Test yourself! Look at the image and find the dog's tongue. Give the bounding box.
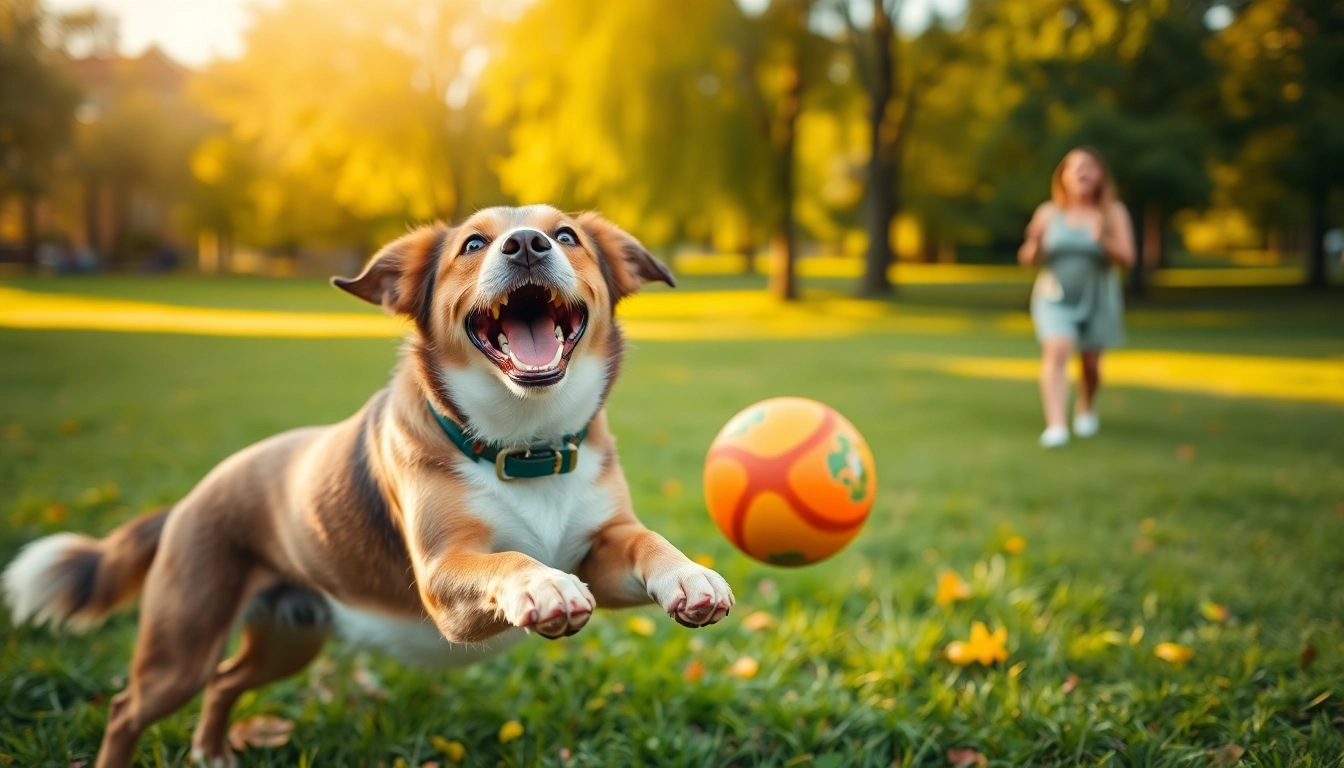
[502,315,560,367]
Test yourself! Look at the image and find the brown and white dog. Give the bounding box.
[3,205,735,768]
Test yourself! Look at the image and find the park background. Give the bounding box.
[1,0,1343,766]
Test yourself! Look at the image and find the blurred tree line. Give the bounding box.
[0,0,1339,293]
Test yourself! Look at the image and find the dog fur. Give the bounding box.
[3,205,734,768]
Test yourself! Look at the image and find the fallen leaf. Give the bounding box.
[498,720,524,744]
[627,615,656,637]
[1002,536,1026,555]
[935,571,972,606]
[947,747,988,767]
[1061,674,1080,694]
[1177,444,1196,461]
[430,736,464,761]
[1199,601,1230,623]
[683,659,705,682]
[742,611,776,631]
[729,657,759,679]
[1154,642,1194,665]
[1210,744,1245,766]
[228,715,294,750]
[1302,644,1318,668]
[692,553,715,568]
[352,664,387,699]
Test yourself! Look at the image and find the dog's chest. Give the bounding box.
[459,448,614,571]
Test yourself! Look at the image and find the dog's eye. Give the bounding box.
[555,228,578,246]
[461,235,487,255]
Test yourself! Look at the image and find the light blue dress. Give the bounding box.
[1030,211,1125,349]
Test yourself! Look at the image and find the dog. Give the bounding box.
[3,205,735,767]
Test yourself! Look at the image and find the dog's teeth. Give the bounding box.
[548,288,558,303]
[554,325,564,342]
[499,294,509,307]
[490,303,500,320]
[497,333,509,353]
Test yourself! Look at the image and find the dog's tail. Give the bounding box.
[3,508,170,632]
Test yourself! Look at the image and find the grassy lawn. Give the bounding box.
[1,277,1342,767]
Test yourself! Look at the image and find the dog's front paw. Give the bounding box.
[647,563,734,628]
[499,568,596,639]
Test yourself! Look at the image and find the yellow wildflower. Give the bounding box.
[1003,536,1027,554]
[627,615,656,637]
[498,720,524,744]
[945,622,1009,666]
[935,571,972,606]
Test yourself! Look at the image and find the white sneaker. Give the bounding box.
[1039,425,1070,448]
[1073,411,1099,437]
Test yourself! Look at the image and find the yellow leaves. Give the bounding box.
[729,657,760,679]
[935,571,972,606]
[498,720,524,744]
[228,715,294,750]
[1154,642,1195,665]
[945,622,1008,666]
[430,736,464,762]
[1200,601,1230,623]
[741,611,776,631]
[626,616,656,637]
[682,660,705,682]
[1002,536,1027,555]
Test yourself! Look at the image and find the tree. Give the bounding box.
[193,0,503,251]
[0,0,80,267]
[832,0,955,296]
[1219,0,1343,288]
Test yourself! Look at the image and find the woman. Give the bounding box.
[1018,148,1136,448]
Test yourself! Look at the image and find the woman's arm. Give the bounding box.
[1101,201,1136,268]
[1018,203,1052,267]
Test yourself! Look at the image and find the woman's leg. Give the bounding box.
[1077,349,1101,414]
[1039,336,1074,430]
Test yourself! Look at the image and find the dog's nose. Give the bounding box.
[500,229,552,268]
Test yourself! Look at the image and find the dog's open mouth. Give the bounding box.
[468,284,588,386]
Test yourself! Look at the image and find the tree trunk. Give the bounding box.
[1306,185,1329,289]
[1128,199,1148,297]
[768,56,802,301]
[1142,204,1163,271]
[739,235,756,276]
[858,0,896,298]
[20,190,39,271]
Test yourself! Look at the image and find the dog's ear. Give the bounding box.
[332,226,448,317]
[576,212,675,305]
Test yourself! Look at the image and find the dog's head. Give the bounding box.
[333,205,672,418]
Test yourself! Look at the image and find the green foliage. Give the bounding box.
[1,277,1342,765]
[0,0,80,196]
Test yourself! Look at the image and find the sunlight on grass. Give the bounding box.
[895,351,1344,404]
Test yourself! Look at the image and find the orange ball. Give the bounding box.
[704,397,876,566]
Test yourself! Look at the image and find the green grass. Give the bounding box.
[2,278,1342,767]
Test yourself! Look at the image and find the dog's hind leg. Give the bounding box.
[191,585,329,767]
[95,527,256,768]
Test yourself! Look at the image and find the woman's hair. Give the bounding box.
[1051,146,1117,207]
